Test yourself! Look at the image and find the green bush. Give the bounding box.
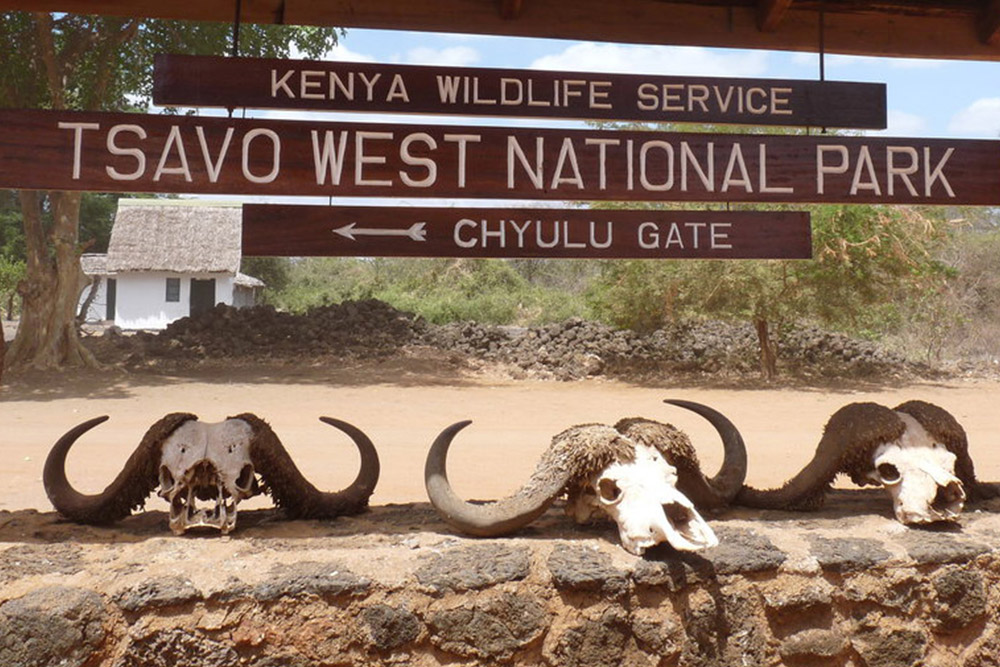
[271,257,591,326]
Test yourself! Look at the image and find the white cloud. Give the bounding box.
[791,52,946,71]
[401,45,480,67]
[529,43,769,77]
[326,43,377,63]
[948,98,1000,138]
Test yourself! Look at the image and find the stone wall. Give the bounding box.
[2,491,999,667]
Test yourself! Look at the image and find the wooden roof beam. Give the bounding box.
[982,0,1000,44]
[758,0,794,32]
[499,0,523,20]
[2,0,1000,61]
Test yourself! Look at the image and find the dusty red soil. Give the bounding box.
[3,349,999,515]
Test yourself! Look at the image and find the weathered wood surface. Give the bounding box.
[1,109,998,205]
[241,205,813,259]
[3,0,1000,60]
[154,54,887,129]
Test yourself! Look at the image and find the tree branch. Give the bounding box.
[32,12,64,109]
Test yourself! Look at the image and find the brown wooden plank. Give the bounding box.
[2,0,1000,61]
[153,54,887,129]
[499,0,523,20]
[241,205,813,259]
[758,0,795,32]
[1,109,998,205]
[982,0,1000,44]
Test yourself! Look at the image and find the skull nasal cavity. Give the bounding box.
[932,481,964,512]
[664,502,691,526]
[598,478,622,503]
[236,464,254,490]
[877,462,901,483]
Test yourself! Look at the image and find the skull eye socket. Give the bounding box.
[159,465,175,490]
[236,464,255,492]
[877,462,901,484]
[598,478,622,505]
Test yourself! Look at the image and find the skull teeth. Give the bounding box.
[166,475,240,534]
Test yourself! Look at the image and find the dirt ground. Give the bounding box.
[3,348,1000,516]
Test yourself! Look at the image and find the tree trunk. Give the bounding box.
[4,191,100,372]
[754,316,777,381]
[0,318,5,385]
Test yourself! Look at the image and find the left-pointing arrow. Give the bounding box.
[333,222,427,242]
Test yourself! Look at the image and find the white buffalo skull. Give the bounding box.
[157,419,258,535]
[568,443,719,555]
[867,412,966,524]
[44,413,381,533]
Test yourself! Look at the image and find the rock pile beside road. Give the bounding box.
[92,299,918,380]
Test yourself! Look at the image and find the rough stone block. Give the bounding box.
[113,628,241,667]
[851,627,928,667]
[899,531,989,565]
[415,544,531,593]
[547,607,629,667]
[808,537,892,572]
[547,544,629,597]
[363,603,422,651]
[779,628,848,660]
[253,561,370,600]
[0,585,106,667]
[0,544,84,584]
[114,575,201,612]
[931,566,987,633]
[428,592,547,660]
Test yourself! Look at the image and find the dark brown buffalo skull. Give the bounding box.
[44,413,380,534]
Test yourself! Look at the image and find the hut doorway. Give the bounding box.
[190,278,216,317]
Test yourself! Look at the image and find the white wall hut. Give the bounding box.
[82,199,264,330]
[78,253,112,322]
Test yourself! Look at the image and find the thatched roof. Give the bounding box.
[235,272,265,288]
[106,200,245,274]
[80,253,108,276]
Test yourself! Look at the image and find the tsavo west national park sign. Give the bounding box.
[153,54,887,129]
[241,206,812,259]
[1,109,997,205]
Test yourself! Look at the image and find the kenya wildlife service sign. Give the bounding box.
[153,54,887,129]
[1,109,997,205]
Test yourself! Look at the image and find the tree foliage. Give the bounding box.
[0,12,339,374]
[272,257,592,325]
[587,204,956,378]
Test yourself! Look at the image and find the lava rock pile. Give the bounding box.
[93,298,916,380]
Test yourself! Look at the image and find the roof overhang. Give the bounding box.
[3,0,1000,61]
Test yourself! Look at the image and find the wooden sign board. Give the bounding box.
[154,54,887,130]
[2,109,998,205]
[241,205,812,259]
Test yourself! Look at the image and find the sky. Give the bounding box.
[326,28,1000,140]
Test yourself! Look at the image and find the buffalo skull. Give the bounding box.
[735,399,994,523]
[866,412,966,524]
[44,413,380,533]
[424,400,746,555]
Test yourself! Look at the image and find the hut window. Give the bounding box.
[165,277,180,302]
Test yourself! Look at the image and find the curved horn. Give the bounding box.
[735,402,904,510]
[44,413,195,524]
[241,414,380,519]
[424,421,571,537]
[662,399,747,507]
